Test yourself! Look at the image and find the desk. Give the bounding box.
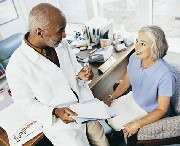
[0,128,44,146]
[77,45,134,100]
[0,45,134,145]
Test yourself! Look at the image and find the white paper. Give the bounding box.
[70,98,117,124]
[0,104,43,146]
[107,92,148,131]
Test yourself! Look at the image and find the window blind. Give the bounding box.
[58,0,88,24]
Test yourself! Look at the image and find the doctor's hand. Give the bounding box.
[78,65,94,81]
[54,107,78,124]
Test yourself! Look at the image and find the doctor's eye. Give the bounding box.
[56,31,62,35]
[57,28,65,35]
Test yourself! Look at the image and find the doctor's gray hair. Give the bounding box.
[139,25,168,60]
[28,3,63,32]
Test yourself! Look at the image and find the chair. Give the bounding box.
[113,51,180,146]
[0,33,24,69]
[0,33,24,91]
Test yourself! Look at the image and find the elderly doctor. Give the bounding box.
[6,3,109,146]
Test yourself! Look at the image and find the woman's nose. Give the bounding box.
[135,45,138,50]
[135,43,139,51]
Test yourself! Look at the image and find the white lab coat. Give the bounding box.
[6,39,94,146]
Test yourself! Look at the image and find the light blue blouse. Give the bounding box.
[127,53,176,113]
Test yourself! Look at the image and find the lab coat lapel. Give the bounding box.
[34,55,78,106]
[21,41,78,106]
[56,41,80,96]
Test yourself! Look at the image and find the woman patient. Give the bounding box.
[104,25,176,138]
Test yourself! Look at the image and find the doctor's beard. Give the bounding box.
[48,37,61,48]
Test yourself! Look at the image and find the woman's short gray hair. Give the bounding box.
[28,3,61,32]
[139,25,168,59]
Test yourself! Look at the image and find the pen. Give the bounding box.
[89,48,97,54]
[84,62,89,67]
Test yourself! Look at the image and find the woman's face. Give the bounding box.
[135,32,153,59]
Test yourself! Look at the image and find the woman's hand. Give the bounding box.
[78,66,94,81]
[54,107,77,124]
[123,121,141,138]
[103,96,113,106]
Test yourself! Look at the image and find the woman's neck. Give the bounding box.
[141,58,157,69]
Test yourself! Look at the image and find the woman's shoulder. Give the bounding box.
[159,59,174,72]
[158,59,176,79]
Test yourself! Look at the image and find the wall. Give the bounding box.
[168,38,180,53]
[0,0,179,53]
[0,0,27,40]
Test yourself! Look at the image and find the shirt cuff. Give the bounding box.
[77,78,91,87]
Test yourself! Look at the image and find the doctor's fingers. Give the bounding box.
[64,108,78,116]
[62,118,76,124]
[85,71,94,80]
[60,111,76,123]
[83,66,92,71]
[63,116,76,124]
[56,107,77,119]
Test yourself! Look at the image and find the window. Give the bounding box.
[153,0,180,39]
[97,0,149,33]
[97,0,180,52]
[57,0,96,35]
[98,0,180,37]
[58,0,89,24]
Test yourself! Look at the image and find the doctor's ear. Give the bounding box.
[36,28,43,38]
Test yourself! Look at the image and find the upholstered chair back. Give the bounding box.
[164,51,180,116]
[0,33,23,69]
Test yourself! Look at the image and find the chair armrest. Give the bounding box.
[137,116,180,140]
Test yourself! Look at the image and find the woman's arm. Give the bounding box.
[104,72,131,106]
[123,95,170,138]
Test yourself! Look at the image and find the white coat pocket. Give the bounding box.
[31,81,53,104]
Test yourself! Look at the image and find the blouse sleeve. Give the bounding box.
[158,71,176,97]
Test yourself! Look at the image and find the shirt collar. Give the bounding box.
[55,39,65,51]
[58,42,63,48]
[144,59,162,71]
[133,53,162,70]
